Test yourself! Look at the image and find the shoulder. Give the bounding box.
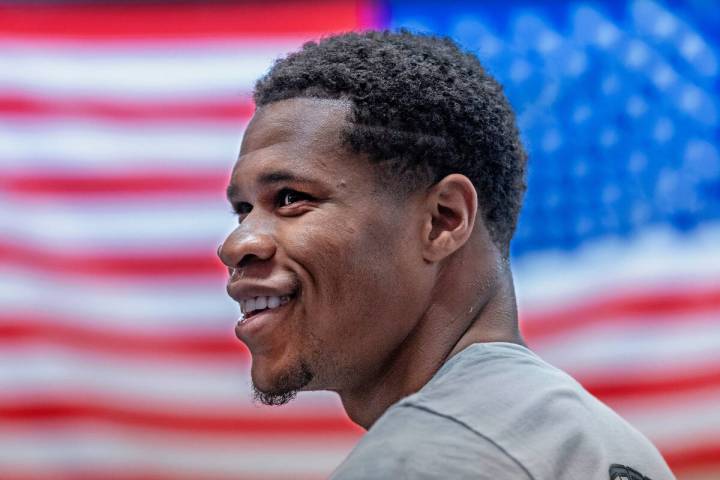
[330,403,532,480]
[401,343,674,480]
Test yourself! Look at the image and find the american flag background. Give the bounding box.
[0,1,718,479]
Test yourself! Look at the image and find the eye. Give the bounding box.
[277,188,311,207]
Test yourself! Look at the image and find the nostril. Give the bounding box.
[238,254,260,269]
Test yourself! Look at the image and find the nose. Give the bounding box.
[217,227,277,272]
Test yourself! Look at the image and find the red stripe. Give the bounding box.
[0,241,224,277]
[664,442,720,473]
[1,171,229,196]
[0,398,362,436]
[0,398,717,474]
[0,472,327,480]
[583,365,720,402]
[521,286,720,340]
[0,471,326,480]
[0,449,715,480]
[0,315,245,360]
[0,93,254,122]
[1,315,719,401]
[0,2,368,38]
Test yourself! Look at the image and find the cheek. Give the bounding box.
[292,214,379,299]
[291,211,416,334]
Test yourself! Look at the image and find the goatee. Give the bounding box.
[252,361,314,406]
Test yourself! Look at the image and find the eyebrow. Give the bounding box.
[225,170,317,201]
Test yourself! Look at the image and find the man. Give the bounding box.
[218,30,673,479]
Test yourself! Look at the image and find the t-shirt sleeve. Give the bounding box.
[330,404,532,480]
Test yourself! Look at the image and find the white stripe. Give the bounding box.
[617,386,720,449]
[0,119,244,169]
[513,223,720,309]
[1,224,718,331]
[0,424,355,476]
[0,268,235,330]
[0,344,343,413]
[530,310,720,376]
[0,38,304,99]
[0,196,234,251]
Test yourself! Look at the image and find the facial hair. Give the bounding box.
[252,360,314,406]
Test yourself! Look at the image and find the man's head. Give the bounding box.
[254,30,527,254]
[219,30,527,409]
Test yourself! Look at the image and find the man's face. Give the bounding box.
[221,98,431,404]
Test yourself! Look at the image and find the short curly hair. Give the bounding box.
[254,30,527,256]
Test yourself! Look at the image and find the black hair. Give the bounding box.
[254,30,527,256]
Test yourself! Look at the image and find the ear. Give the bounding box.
[421,174,478,263]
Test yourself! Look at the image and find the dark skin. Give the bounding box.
[218,97,523,429]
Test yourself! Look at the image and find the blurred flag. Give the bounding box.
[389,1,720,478]
[0,2,376,479]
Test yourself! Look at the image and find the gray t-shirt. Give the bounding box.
[331,342,674,479]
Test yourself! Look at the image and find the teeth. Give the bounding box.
[245,298,256,313]
[240,295,292,315]
[255,296,267,310]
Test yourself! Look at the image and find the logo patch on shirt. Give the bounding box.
[609,464,652,480]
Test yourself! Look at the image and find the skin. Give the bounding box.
[218,97,523,429]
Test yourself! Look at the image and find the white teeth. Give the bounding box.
[244,298,256,313]
[255,296,268,310]
[240,295,292,315]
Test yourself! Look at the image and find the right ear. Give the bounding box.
[420,174,478,263]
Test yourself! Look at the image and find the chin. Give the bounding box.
[250,356,314,406]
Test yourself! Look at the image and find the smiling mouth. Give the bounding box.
[239,293,296,322]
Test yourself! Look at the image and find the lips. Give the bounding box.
[226,275,300,342]
[234,293,298,348]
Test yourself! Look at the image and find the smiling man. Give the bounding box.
[218,31,673,479]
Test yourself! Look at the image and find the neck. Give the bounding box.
[337,249,522,429]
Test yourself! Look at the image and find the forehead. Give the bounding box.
[241,97,351,156]
[231,98,357,186]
